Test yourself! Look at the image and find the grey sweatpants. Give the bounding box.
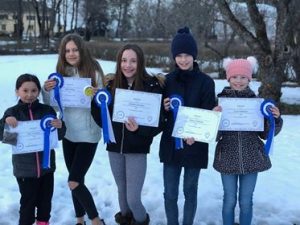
[108,151,147,222]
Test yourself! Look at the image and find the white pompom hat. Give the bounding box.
[223,56,258,81]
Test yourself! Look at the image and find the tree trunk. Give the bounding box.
[17,0,23,40]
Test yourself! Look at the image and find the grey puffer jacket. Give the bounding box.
[213,87,283,174]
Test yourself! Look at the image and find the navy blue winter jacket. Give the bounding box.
[159,62,216,168]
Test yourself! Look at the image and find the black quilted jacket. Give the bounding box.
[91,75,164,154]
[0,99,66,178]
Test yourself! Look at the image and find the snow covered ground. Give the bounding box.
[0,54,299,225]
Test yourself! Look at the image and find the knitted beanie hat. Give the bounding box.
[223,56,258,81]
[171,27,198,59]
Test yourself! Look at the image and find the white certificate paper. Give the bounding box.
[50,77,92,108]
[8,120,58,154]
[172,106,221,143]
[112,88,162,127]
[218,97,264,131]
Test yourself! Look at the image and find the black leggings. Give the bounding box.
[62,138,99,220]
[17,172,54,225]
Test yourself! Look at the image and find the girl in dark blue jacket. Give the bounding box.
[0,74,66,225]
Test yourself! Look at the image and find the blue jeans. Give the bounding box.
[221,173,258,225]
[163,164,200,225]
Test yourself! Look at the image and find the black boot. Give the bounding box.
[130,214,150,225]
[115,211,133,225]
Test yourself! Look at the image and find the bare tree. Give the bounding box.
[70,0,79,30]
[286,0,300,84]
[109,0,133,40]
[216,0,294,103]
[16,0,24,40]
[62,0,68,33]
[82,0,108,40]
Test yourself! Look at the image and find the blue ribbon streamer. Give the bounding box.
[170,95,184,150]
[260,99,275,155]
[40,115,56,169]
[94,89,115,144]
[48,73,64,119]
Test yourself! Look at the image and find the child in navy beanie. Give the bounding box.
[171,26,198,59]
[159,26,216,225]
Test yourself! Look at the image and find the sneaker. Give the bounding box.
[36,222,49,225]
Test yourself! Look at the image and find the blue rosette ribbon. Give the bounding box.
[94,89,116,144]
[40,115,56,169]
[170,95,184,150]
[260,99,275,155]
[48,73,64,119]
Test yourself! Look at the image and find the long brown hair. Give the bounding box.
[56,33,104,87]
[112,44,151,93]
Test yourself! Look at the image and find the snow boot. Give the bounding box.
[130,214,150,225]
[115,211,133,225]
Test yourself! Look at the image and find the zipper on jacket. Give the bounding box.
[237,132,244,174]
[28,104,41,178]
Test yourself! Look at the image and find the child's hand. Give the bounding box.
[213,106,222,112]
[51,119,62,128]
[270,106,280,118]
[163,97,171,111]
[92,87,99,96]
[44,79,57,91]
[125,117,139,132]
[184,137,195,146]
[5,116,18,128]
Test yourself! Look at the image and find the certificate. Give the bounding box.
[218,97,264,131]
[112,88,162,127]
[7,120,58,154]
[50,77,92,108]
[172,106,221,143]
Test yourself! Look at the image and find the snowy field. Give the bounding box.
[0,54,299,225]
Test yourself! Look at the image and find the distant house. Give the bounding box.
[0,0,57,38]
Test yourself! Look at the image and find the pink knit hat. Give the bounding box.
[223,56,258,81]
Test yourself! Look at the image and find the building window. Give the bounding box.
[1,24,6,31]
[28,25,34,30]
[0,15,9,20]
[26,15,35,20]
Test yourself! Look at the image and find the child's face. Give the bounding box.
[121,49,137,84]
[175,53,193,70]
[65,40,80,67]
[229,75,250,91]
[16,81,40,103]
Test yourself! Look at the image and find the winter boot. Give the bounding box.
[36,222,49,225]
[115,211,133,225]
[75,222,86,225]
[130,214,150,225]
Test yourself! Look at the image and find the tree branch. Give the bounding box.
[216,0,267,56]
[246,0,271,53]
